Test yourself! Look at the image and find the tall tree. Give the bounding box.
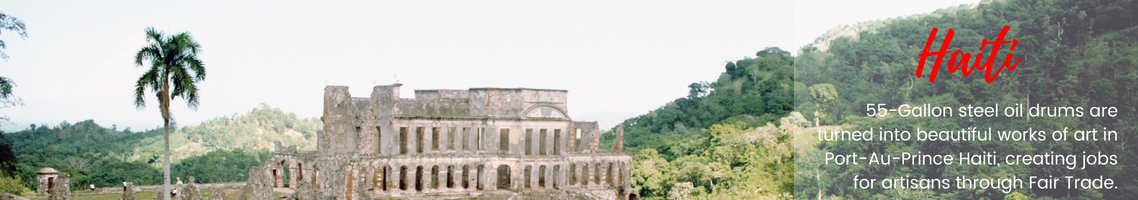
[0,12,28,119]
[133,27,205,200]
[0,12,27,177]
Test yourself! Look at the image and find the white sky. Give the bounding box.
[0,0,978,132]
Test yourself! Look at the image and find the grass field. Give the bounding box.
[26,188,285,200]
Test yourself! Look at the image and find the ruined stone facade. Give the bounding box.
[267,84,633,199]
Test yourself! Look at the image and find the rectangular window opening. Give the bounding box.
[539,129,547,156]
[432,127,441,151]
[553,129,561,155]
[499,128,510,152]
[448,127,456,150]
[417,127,425,153]
[525,129,533,155]
[400,127,408,154]
[575,129,582,151]
[462,127,470,151]
[477,128,485,150]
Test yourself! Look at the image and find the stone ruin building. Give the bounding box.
[267,84,634,199]
[36,167,60,196]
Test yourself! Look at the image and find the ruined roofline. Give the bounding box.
[393,115,574,121]
[326,84,568,98]
[466,87,567,92]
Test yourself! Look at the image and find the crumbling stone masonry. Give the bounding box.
[48,173,70,200]
[178,177,203,200]
[267,84,633,199]
[236,166,273,200]
[121,182,136,200]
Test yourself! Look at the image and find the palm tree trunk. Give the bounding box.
[161,74,171,200]
[163,117,170,200]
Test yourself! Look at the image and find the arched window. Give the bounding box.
[446,165,455,188]
[524,165,532,189]
[476,165,485,190]
[552,165,561,189]
[569,163,577,185]
[538,165,547,188]
[462,165,470,189]
[399,166,408,190]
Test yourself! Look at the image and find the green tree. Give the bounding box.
[0,11,27,185]
[133,27,206,200]
[808,83,837,126]
[0,11,27,61]
[0,11,28,119]
[631,148,674,199]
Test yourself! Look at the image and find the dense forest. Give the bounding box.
[794,0,1137,199]
[0,104,318,194]
[604,47,799,199]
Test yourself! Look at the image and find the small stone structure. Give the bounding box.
[48,173,70,200]
[36,167,59,196]
[266,84,633,199]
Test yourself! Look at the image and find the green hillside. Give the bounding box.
[0,103,319,191]
[794,0,1138,199]
[607,47,798,199]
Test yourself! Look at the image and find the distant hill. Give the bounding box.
[1,103,319,189]
[5,103,317,165]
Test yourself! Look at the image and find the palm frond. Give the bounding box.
[134,69,159,109]
[135,27,206,110]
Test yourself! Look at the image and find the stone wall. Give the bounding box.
[266,84,632,200]
[68,182,246,196]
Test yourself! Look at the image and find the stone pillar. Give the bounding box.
[442,166,452,190]
[485,166,495,191]
[544,165,553,190]
[273,162,283,188]
[600,163,608,187]
[423,166,433,192]
[288,160,299,190]
[466,164,476,191]
[583,163,591,187]
[388,166,399,192]
[614,124,624,152]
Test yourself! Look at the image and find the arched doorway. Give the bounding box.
[496,165,511,189]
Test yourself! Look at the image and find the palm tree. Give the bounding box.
[133,27,205,200]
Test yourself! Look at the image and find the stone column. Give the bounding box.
[482,166,492,191]
[466,164,476,191]
[543,165,552,190]
[288,160,299,190]
[614,125,624,152]
[388,166,398,192]
[424,166,433,192]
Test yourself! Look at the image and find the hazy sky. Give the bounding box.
[0,0,978,132]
